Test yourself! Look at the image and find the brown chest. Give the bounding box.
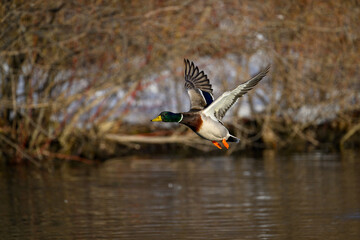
[180,113,203,132]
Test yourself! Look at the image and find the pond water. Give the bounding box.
[0,151,360,239]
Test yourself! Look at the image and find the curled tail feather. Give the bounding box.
[227,135,239,143]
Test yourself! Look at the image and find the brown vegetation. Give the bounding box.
[0,1,359,165]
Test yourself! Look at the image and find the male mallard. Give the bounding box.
[152,59,270,149]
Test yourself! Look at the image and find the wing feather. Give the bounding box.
[184,59,214,110]
[203,64,270,120]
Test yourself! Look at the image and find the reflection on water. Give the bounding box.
[0,151,360,239]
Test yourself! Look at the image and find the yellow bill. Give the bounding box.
[151,115,162,122]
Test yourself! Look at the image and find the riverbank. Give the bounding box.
[1,112,359,166]
[60,117,360,161]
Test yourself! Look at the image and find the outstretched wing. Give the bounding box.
[203,64,270,120]
[184,59,214,111]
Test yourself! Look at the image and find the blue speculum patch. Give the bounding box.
[202,91,213,107]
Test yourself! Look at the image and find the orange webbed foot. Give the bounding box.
[212,141,222,149]
[222,138,229,149]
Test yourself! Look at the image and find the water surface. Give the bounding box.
[1,151,360,239]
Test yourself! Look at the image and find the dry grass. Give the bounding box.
[0,0,359,164]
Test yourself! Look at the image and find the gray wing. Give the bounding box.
[184,59,214,111]
[203,64,270,120]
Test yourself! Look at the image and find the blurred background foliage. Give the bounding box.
[0,0,359,165]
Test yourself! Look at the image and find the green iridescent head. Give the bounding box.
[151,111,183,122]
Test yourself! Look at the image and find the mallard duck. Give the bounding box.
[152,59,270,149]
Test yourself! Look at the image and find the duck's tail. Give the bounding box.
[227,135,240,143]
